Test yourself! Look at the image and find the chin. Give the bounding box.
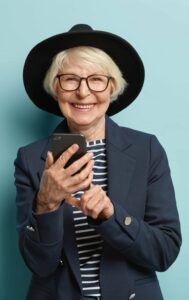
[72,117,94,126]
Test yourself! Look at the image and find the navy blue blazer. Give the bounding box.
[14,116,181,300]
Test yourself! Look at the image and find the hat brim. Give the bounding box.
[23,29,145,116]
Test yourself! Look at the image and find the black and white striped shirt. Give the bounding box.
[72,139,107,297]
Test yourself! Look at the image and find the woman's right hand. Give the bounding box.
[36,144,94,214]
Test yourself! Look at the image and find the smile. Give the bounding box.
[72,103,95,110]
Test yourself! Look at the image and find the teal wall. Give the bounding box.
[1,1,188,299]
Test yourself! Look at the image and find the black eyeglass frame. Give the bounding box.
[56,74,113,92]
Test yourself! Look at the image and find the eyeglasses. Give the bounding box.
[56,74,113,92]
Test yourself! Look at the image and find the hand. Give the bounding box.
[36,144,94,213]
[66,184,114,220]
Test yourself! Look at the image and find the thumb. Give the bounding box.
[90,183,94,189]
[45,151,54,169]
[65,195,81,208]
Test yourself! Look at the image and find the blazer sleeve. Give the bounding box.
[14,147,64,277]
[88,135,182,272]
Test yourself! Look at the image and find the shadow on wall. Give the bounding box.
[1,101,62,300]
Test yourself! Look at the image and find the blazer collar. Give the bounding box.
[105,115,132,150]
[105,116,136,207]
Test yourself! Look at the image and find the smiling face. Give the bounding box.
[55,60,112,135]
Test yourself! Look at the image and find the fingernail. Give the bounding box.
[72,144,79,150]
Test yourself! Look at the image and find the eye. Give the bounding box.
[90,75,105,82]
[63,75,79,82]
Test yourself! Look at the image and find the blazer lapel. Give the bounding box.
[105,116,136,208]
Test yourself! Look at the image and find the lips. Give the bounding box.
[72,103,95,110]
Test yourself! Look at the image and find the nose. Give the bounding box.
[77,78,91,98]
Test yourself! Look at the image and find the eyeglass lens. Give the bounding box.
[58,74,111,92]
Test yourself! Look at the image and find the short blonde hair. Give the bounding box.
[43,46,128,102]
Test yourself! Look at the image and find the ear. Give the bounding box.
[53,94,58,102]
[53,81,59,101]
[109,80,115,96]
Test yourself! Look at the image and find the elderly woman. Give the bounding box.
[14,24,181,300]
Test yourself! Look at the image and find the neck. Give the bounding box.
[67,117,106,142]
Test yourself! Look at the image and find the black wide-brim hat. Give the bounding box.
[23,24,145,116]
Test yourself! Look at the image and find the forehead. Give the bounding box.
[61,60,107,75]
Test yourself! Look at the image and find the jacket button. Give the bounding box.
[129,293,136,299]
[60,259,64,266]
[124,216,132,226]
[26,225,35,232]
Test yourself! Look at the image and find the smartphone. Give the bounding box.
[49,133,87,168]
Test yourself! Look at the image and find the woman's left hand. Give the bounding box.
[65,184,114,220]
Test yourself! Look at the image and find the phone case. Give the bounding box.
[49,133,87,167]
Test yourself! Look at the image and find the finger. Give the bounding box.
[90,199,105,219]
[65,194,81,208]
[54,144,80,168]
[81,184,101,198]
[66,151,93,176]
[80,185,103,214]
[67,171,94,194]
[82,186,103,207]
[82,191,106,219]
[60,158,93,191]
[66,159,94,187]
[45,151,54,169]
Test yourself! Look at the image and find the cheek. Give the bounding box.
[56,91,71,105]
[56,94,70,114]
[102,91,112,106]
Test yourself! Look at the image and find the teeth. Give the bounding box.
[73,104,94,109]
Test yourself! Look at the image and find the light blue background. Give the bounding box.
[0,1,188,299]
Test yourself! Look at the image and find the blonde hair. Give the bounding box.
[43,46,128,102]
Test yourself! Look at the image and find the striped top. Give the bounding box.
[72,139,107,297]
